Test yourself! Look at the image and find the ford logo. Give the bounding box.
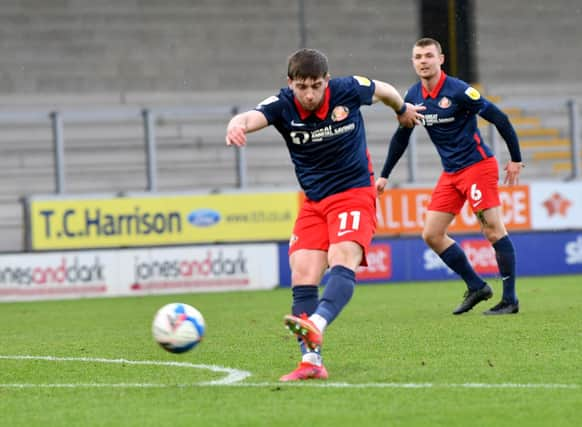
[187,209,221,227]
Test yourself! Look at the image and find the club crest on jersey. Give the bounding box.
[438,97,451,108]
[464,87,481,100]
[331,105,349,122]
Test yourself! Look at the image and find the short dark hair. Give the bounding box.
[287,48,329,80]
[414,37,443,54]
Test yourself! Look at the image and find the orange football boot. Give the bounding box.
[279,362,328,382]
[283,313,323,350]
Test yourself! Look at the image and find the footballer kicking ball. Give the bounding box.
[152,303,206,353]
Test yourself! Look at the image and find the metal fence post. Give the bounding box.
[567,99,580,180]
[231,106,248,188]
[236,146,247,189]
[142,108,158,191]
[407,129,417,183]
[50,111,65,194]
[298,0,307,49]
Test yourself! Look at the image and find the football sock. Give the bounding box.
[314,265,355,326]
[292,285,319,317]
[309,313,327,333]
[302,351,323,366]
[292,285,319,356]
[493,235,518,303]
[439,243,486,291]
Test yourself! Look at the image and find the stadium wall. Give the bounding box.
[0,1,580,94]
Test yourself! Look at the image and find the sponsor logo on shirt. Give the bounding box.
[310,123,355,142]
[420,114,455,127]
[289,123,355,144]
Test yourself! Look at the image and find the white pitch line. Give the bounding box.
[223,382,580,389]
[1,383,176,388]
[0,355,251,385]
[0,355,579,390]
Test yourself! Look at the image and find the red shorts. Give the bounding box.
[289,186,377,266]
[429,157,500,214]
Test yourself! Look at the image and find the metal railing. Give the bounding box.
[0,105,242,193]
[492,98,581,181]
[0,99,579,195]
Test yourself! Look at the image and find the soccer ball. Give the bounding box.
[152,303,206,353]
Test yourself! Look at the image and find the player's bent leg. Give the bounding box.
[483,236,520,315]
[479,208,519,314]
[289,249,328,285]
[422,211,456,254]
[288,250,327,352]
[279,362,329,382]
[451,208,494,315]
[290,285,320,358]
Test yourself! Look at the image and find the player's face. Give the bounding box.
[288,75,329,111]
[412,44,444,80]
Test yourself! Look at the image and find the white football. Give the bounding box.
[152,303,206,353]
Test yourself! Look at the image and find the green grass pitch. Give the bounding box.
[1,275,581,427]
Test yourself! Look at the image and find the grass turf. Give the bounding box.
[1,275,581,427]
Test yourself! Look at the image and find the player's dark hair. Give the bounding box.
[414,37,443,54]
[287,48,329,80]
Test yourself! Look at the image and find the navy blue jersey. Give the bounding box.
[405,72,493,172]
[255,76,376,201]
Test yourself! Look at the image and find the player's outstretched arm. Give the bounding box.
[226,110,269,147]
[376,126,414,196]
[371,80,424,127]
[479,102,524,186]
[479,103,523,161]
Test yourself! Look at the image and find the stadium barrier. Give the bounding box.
[0,243,279,303]
[277,230,582,286]
[3,180,580,302]
[2,230,581,303]
[23,181,582,251]
[24,190,299,251]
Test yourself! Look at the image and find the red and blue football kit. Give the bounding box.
[255,76,378,263]
[380,72,522,214]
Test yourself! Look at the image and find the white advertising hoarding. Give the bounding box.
[125,245,279,296]
[529,182,582,230]
[0,244,279,302]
